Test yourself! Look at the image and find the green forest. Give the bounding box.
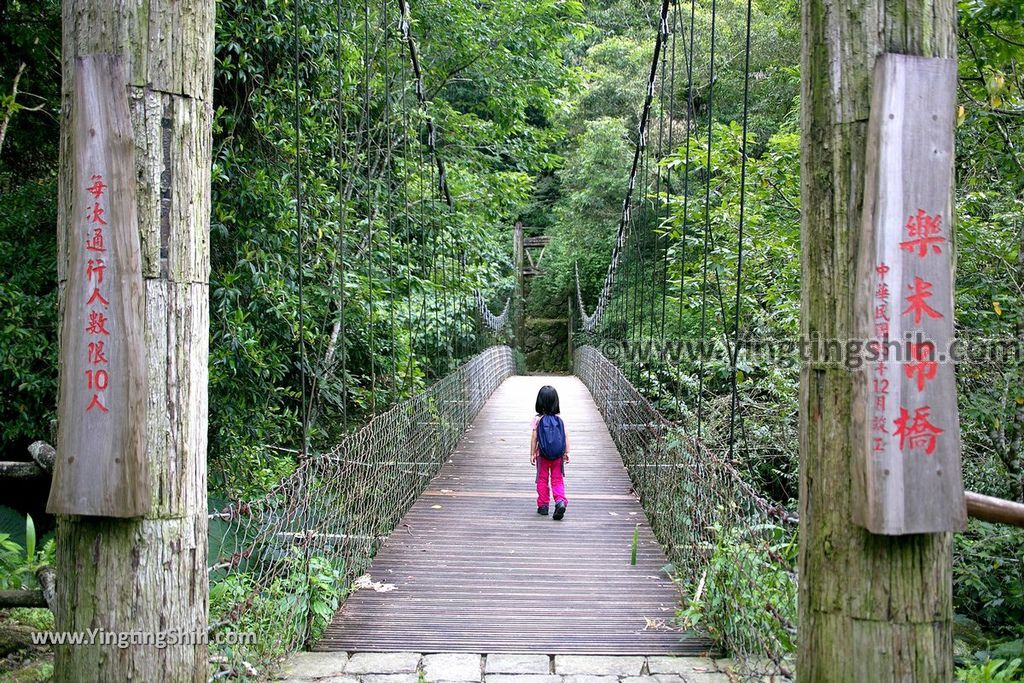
[1,0,1023,679]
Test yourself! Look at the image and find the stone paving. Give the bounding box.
[276,652,745,683]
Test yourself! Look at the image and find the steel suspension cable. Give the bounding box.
[727,0,754,459]
[294,0,309,456]
[577,0,671,333]
[674,0,697,421]
[363,0,377,412]
[335,0,350,428]
[658,5,675,347]
[402,34,416,393]
[696,0,717,440]
[383,0,398,401]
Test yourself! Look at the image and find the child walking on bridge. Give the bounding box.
[531,385,570,520]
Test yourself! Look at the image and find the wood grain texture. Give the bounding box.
[60,0,214,100]
[317,376,712,655]
[852,53,965,535]
[965,491,1024,527]
[799,0,957,678]
[49,55,149,517]
[53,0,213,679]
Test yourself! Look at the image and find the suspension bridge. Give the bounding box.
[200,0,798,676]
[316,374,710,655]
[30,0,1024,679]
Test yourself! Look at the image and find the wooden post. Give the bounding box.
[54,0,214,680]
[567,295,573,370]
[514,222,525,350]
[799,0,957,678]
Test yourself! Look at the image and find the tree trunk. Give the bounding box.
[55,1,213,680]
[799,0,957,679]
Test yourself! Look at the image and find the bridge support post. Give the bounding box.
[53,0,214,680]
[799,0,957,679]
[514,221,525,351]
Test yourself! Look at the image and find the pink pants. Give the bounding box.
[536,457,567,507]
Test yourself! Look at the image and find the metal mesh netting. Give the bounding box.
[207,346,515,680]
[575,345,796,680]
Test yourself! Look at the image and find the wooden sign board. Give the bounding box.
[47,55,150,517]
[852,53,966,535]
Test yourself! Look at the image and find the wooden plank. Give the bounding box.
[317,376,705,655]
[48,54,149,517]
[852,53,965,535]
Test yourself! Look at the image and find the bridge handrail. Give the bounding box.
[207,345,515,679]
[575,344,796,679]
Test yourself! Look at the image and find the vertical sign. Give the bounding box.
[852,54,966,534]
[48,55,149,517]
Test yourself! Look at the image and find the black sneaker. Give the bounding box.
[553,501,566,520]
[537,505,549,515]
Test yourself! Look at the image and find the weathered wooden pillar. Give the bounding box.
[53,0,214,680]
[514,221,525,350]
[799,0,957,679]
[567,295,573,370]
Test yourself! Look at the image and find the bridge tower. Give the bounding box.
[799,0,957,678]
[52,0,214,680]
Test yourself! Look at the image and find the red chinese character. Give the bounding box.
[904,342,938,391]
[87,202,107,225]
[86,287,109,307]
[871,415,889,433]
[873,437,885,452]
[86,311,110,336]
[900,209,945,257]
[875,362,887,377]
[87,259,105,283]
[85,228,106,252]
[88,341,109,364]
[874,395,886,412]
[876,282,890,300]
[902,277,944,324]
[874,304,889,321]
[893,405,943,455]
[875,322,890,338]
[85,394,109,413]
[876,262,890,279]
[86,175,108,199]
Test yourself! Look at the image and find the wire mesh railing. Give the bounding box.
[575,344,796,680]
[207,345,515,680]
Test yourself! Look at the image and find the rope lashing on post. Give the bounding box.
[576,0,672,333]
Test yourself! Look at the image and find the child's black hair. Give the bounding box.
[535,385,560,415]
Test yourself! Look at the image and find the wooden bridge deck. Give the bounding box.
[316,375,712,655]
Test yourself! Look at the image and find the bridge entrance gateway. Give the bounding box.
[38,0,1024,677]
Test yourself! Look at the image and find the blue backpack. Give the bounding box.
[536,414,566,461]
